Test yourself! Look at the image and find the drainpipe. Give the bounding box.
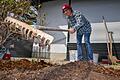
[66,0,72,61]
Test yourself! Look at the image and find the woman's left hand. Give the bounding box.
[68,28,75,34]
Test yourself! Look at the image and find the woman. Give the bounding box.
[62,4,93,62]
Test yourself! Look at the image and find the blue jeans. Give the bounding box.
[77,33,93,61]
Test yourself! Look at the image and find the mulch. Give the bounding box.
[0,59,120,80]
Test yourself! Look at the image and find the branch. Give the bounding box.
[0,33,13,46]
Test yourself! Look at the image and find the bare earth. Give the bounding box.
[0,59,120,80]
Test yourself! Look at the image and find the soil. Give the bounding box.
[0,59,120,80]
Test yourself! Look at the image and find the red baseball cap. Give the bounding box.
[62,4,71,10]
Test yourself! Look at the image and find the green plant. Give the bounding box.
[0,0,30,21]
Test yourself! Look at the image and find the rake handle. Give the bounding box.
[39,27,69,32]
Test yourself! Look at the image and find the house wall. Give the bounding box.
[10,0,120,60]
[40,0,120,44]
[39,0,120,61]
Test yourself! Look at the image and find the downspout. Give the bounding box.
[66,0,72,61]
